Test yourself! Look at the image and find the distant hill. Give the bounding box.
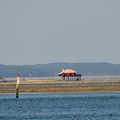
[0,62,120,77]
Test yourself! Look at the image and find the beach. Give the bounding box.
[0,79,120,93]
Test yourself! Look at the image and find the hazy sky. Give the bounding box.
[0,0,120,65]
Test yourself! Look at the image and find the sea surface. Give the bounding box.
[0,93,120,120]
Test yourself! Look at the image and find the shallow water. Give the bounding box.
[0,93,120,120]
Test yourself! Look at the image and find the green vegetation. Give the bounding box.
[0,62,120,77]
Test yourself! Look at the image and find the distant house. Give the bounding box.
[58,69,82,80]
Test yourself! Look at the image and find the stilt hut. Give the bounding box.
[58,69,82,80]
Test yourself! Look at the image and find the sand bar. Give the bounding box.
[0,79,120,93]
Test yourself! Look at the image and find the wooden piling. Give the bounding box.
[16,74,20,98]
[16,86,19,98]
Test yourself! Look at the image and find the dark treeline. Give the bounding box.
[0,62,120,77]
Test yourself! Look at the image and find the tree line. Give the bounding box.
[0,62,120,77]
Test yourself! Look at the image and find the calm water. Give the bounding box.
[0,93,120,120]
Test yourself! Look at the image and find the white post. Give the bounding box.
[16,74,20,98]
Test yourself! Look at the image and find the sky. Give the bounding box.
[0,0,120,65]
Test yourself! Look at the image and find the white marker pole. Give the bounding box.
[16,74,20,98]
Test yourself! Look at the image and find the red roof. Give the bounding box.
[59,69,77,76]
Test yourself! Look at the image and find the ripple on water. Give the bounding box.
[0,93,120,120]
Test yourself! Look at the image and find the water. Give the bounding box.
[0,93,120,120]
[4,75,120,82]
